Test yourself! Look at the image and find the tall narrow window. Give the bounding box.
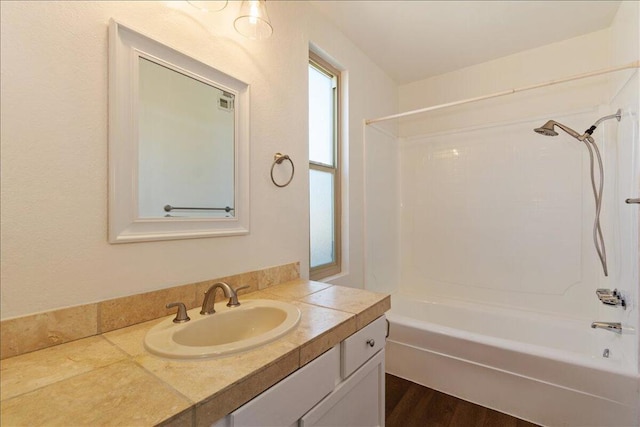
[309,52,341,280]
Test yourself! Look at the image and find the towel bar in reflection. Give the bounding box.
[164,205,234,212]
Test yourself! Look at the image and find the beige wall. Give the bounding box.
[0,1,398,319]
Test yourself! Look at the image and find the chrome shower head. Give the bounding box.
[534,121,558,136]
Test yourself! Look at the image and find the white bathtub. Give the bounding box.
[386,294,639,426]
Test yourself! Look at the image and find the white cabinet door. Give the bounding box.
[300,349,385,427]
[229,346,340,427]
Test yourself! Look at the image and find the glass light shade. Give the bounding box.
[234,0,273,40]
[186,1,228,12]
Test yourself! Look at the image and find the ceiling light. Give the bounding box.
[234,0,273,40]
[186,1,228,12]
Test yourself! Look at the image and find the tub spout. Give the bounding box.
[590,321,622,334]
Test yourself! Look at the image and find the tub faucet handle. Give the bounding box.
[596,288,626,309]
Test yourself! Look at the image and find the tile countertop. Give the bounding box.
[0,280,390,427]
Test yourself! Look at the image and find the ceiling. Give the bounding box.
[308,1,622,84]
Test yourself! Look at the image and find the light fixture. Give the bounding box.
[186,1,228,12]
[234,0,273,40]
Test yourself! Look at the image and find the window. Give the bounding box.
[309,52,341,280]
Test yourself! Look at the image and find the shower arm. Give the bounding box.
[580,109,622,138]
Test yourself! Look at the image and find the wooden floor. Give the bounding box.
[386,374,540,427]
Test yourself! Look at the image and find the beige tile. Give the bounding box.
[240,289,287,301]
[103,318,161,357]
[223,296,356,365]
[0,264,301,359]
[99,284,195,333]
[300,316,357,365]
[158,407,195,427]
[0,265,387,427]
[257,262,301,290]
[1,360,192,427]
[279,261,301,283]
[195,350,300,427]
[134,339,299,403]
[298,318,357,365]
[0,335,127,401]
[280,302,354,346]
[233,295,356,350]
[227,270,261,295]
[356,295,391,329]
[263,279,333,300]
[300,285,388,320]
[0,303,98,359]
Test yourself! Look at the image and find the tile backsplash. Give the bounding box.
[0,262,300,359]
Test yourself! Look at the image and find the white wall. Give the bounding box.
[306,12,399,289]
[608,0,640,373]
[0,1,397,319]
[387,10,639,323]
[398,29,612,138]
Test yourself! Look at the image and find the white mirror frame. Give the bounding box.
[108,20,250,243]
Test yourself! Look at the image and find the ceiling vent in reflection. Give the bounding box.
[218,92,235,111]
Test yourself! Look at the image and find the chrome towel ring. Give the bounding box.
[270,153,295,187]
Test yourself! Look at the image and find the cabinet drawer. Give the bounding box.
[341,315,386,378]
[230,345,340,427]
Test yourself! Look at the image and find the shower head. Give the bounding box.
[535,109,623,140]
[534,121,558,136]
[533,120,581,139]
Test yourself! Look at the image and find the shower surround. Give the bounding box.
[364,19,639,426]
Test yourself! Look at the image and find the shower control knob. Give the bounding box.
[366,339,375,347]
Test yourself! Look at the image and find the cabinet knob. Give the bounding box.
[366,339,375,347]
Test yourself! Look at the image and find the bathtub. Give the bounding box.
[386,293,639,426]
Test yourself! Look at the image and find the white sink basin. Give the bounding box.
[144,299,301,359]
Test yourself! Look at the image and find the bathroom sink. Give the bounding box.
[144,299,301,359]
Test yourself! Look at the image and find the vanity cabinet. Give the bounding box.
[213,315,387,427]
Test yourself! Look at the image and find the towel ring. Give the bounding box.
[270,153,295,187]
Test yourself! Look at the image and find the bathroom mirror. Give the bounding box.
[108,20,250,243]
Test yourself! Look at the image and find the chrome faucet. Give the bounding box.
[591,321,622,334]
[200,282,250,315]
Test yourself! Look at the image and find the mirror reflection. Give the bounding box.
[109,20,250,243]
[137,57,235,218]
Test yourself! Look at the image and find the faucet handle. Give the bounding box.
[596,288,626,309]
[166,302,191,323]
[227,285,250,307]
